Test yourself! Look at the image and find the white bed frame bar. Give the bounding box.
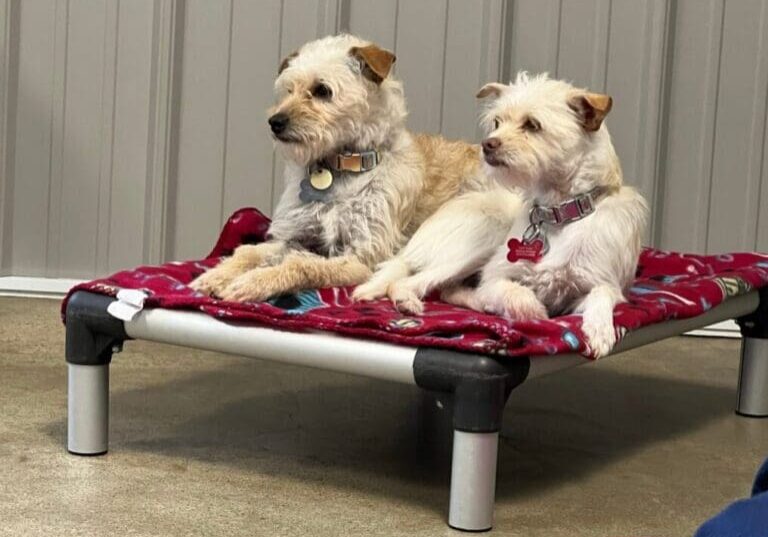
[64,290,768,532]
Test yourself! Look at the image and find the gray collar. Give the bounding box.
[299,149,381,204]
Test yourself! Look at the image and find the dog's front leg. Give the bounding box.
[574,284,624,358]
[220,252,372,303]
[190,241,287,296]
[356,188,523,314]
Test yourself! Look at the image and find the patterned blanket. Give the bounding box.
[62,208,768,359]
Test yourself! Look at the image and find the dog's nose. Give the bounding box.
[268,113,290,135]
[482,137,501,154]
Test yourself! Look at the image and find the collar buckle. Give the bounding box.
[576,194,594,215]
[360,150,379,171]
[333,150,380,173]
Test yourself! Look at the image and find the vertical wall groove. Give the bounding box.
[649,0,677,248]
[95,0,119,275]
[43,0,68,276]
[144,0,184,265]
[392,0,400,52]
[0,0,19,275]
[646,0,676,245]
[601,0,612,91]
[217,0,235,228]
[269,0,285,213]
[553,0,563,77]
[437,0,450,134]
[702,1,726,252]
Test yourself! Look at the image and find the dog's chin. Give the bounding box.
[484,161,533,190]
[483,153,505,168]
[276,138,333,167]
[272,132,302,144]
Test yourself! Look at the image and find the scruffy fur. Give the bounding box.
[358,73,648,357]
[190,35,481,302]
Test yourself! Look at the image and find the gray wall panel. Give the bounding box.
[57,0,113,278]
[170,0,232,261]
[556,0,610,90]
[706,0,768,253]
[347,0,397,51]
[10,0,58,276]
[107,0,155,273]
[658,0,723,252]
[603,0,669,212]
[759,83,768,252]
[507,0,562,76]
[0,0,18,276]
[222,0,281,222]
[3,0,768,279]
[441,0,504,142]
[394,0,448,134]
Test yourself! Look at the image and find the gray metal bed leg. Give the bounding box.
[413,349,530,532]
[65,291,127,455]
[736,338,768,417]
[736,288,768,418]
[68,363,109,454]
[449,431,499,531]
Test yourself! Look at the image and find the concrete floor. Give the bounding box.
[0,296,766,536]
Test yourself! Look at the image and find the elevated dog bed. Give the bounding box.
[62,208,768,532]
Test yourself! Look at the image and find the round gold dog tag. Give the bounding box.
[310,168,333,190]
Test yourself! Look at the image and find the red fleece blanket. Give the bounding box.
[62,208,768,359]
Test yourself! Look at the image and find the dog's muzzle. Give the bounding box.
[268,113,290,136]
[482,137,503,166]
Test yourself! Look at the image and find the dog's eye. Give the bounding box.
[493,118,501,129]
[522,117,541,132]
[312,83,333,99]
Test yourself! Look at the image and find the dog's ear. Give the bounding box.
[350,45,396,84]
[568,92,613,132]
[476,83,506,100]
[278,51,298,74]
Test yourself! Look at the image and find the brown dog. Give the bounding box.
[191,34,482,302]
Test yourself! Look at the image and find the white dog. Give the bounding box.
[357,73,648,357]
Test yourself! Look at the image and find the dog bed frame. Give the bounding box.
[62,209,768,531]
[64,288,768,532]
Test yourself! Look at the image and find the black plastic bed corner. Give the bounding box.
[413,349,530,433]
[65,291,128,366]
[737,287,768,339]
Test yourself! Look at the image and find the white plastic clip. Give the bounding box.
[107,289,149,321]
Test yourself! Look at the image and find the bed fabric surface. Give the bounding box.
[61,208,768,359]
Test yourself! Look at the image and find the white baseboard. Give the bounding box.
[685,319,741,339]
[0,276,84,299]
[0,276,746,338]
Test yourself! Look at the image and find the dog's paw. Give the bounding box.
[388,285,424,316]
[351,280,387,302]
[219,272,274,303]
[500,289,548,321]
[581,319,616,359]
[190,267,237,297]
[441,287,480,311]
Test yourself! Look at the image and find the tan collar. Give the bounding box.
[322,149,380,173]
